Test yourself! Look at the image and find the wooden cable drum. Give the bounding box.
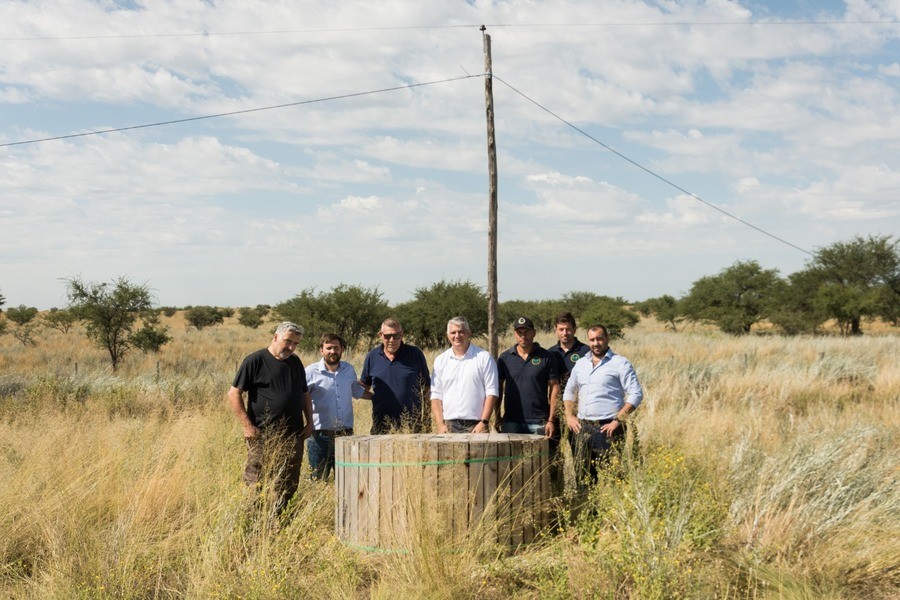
[334,433,551,552]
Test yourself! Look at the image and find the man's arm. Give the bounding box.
[473,394,498,433]
[545,378,560,438]
[228,386,258,439]
[562,368,580,433]
[494,380,505,431]
[431,398,447,434]
[300,391,314,439]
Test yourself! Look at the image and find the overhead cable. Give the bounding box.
[493,75,814,257]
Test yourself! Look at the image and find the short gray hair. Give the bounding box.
[446,316,471,334]
[275,321,304,337]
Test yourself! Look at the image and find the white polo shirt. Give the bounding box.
[431,343,499,420]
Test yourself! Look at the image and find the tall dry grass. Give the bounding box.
[0,314,897,598]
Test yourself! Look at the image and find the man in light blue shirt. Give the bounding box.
[305,333,368,480]
[563,324,643,482]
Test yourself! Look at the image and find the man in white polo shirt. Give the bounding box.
[430,316,499,434]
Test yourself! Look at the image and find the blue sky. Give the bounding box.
[1,0,899,309]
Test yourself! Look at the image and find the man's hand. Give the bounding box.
[436,423,448,434]
[473,421,488,433]
[599,419,620,436]
[300,421,314,440]
[243,423,260,440]
[566,414,581,434]
[544,420,556,438]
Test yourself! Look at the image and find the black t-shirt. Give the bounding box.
[233,348,308,433]
[497,343,559,424]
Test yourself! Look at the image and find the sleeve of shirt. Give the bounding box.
[562,363,579,401]
[482,354,500,398]
[496,355,508,382]
[304,365,318,392]
[621,360,644,408]
[417,349,430,389]
[430,355,444,400]
[360,352,373,386]
[547,352,559,381]
[232,355,255,390]
[349,366,366,399]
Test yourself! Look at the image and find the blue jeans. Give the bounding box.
[500,421,546,435]
[307,429,352,481]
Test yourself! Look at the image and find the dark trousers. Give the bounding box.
[445,419,480,433]
[243,429,304,513]
[307,429,353,481]
[571,418,626,484]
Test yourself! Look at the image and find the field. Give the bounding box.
[0,314,897,599]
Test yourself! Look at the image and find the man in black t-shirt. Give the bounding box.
[228,321,313,511]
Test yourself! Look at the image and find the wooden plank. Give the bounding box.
[335,438,345,540]
[467,433,488,528]
[449,436,468,540]
[379,437,394,548]
[539,436,551,533]
[348,437,360,545]
[495,434,511,547]
[521,437,535,544]
[358,437,369,547]
[367,437,381,549]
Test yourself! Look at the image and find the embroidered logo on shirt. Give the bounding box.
[570,354,581,362]
[531,358,541,365]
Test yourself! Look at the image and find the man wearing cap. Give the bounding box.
[563,324,643,482]
[431,316,499,434]
[361,318,431,434]
[305,333,367,481]
[228,321,314,511]
[496,316,560,438]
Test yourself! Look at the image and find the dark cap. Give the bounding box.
[513,316,535,330]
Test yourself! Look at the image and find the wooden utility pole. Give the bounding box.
[482,25,499,357]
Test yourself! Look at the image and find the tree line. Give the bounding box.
[0,234,896,370]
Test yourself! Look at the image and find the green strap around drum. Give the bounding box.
[335,450,549,469]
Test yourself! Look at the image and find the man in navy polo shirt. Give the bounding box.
[548,311,590,388]
[361,318,431,434]
[496,316,560,438]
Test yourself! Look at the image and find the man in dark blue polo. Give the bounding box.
[548,311,590,388]
[496,316,560,437]
[361,318,431,434]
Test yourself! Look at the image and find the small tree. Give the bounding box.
[578,298,640,340]
[393,280,488,350]
[806,235,899,335]
[185,306,225,330]
[6,305,40,346]
[42,307,79,333]
[275,284,388,351]
[66,276,154,371]
[131,311,171,353]
[681,261,782,335]
[238,305,269,329]
[634,295,683,332]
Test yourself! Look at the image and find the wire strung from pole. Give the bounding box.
[0,73,485,148]
[4,19,897,41]
[493,74,813,257]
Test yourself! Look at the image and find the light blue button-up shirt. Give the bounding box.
[305,359,365,431]
[562,349,643,419]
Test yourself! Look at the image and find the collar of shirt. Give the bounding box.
[313,358,349,375]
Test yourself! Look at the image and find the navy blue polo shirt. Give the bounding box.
[360,342,431,422]
[549,338,590,376]
[497,343,559,424]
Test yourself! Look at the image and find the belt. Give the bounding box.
[580,418,615,424]
[315,429,353,436]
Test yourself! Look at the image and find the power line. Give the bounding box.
[493,75,814,257]
[0,74,484,148]
[3,19,897,42]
